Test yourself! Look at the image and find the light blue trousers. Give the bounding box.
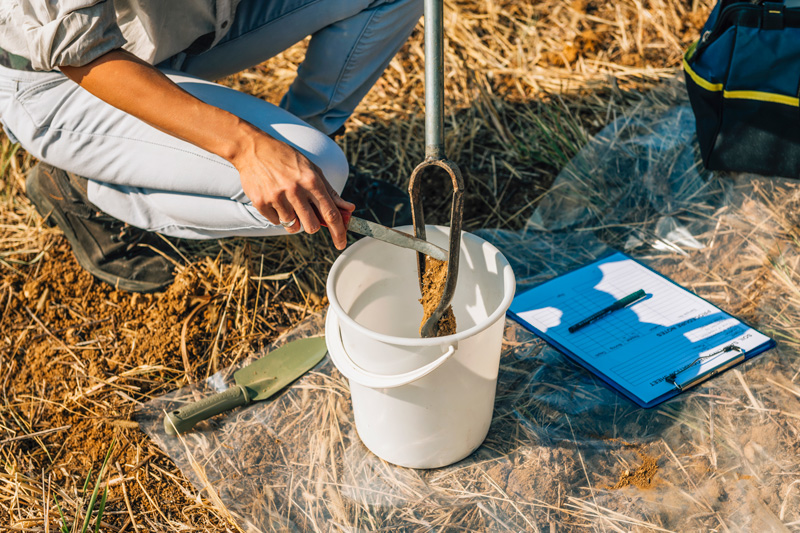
[0,0,421,239]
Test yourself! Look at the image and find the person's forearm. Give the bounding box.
[59,49,353,249]
[60,49,257,164]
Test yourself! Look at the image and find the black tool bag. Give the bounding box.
[684,0,800,178]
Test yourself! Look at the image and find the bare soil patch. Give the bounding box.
[607,451,660,490]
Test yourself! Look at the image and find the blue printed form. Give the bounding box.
[509,252,775,406]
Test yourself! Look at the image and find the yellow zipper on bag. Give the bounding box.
[684,42,799,107]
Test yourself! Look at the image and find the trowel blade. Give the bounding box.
[346,216,448,261]
[233,336,327,401]
[317,207,448,261]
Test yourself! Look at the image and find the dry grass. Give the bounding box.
[0,0,712,530]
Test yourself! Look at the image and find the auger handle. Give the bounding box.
[424,0,445,160]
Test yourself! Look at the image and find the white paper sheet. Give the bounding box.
[510,252,773,404]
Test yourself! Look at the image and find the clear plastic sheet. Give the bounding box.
[138,104,800,532]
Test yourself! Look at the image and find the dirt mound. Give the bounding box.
[607,451,660,490]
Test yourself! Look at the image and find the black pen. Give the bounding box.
[568,289,647,333]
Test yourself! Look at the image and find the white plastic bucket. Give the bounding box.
[326,225,516,469]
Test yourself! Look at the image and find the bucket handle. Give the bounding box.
[326,311,457,389]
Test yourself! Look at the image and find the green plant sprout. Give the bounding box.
[52,439,115,533]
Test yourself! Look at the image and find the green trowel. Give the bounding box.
[164,336,328,436]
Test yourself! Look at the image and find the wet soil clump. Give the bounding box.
[608,451,660,490]
[419,257,457,337]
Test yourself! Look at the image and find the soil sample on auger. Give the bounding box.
[419,256,457,336]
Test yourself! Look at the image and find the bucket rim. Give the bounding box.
[326,226,516,347]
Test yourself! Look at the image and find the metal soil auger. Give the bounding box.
[409,0,465,338]
[324,8,516,461]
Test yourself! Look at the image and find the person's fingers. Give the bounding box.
[311,192,347,250]
[259,205,281,226]
[274,198,301,233]
[291,193,321,236]
[327,185,356,213]
[334,195,355,212]
[285,167,348,248]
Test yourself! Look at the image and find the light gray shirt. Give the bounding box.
[0,0,241,71]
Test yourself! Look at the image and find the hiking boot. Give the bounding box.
[25,163,179,293]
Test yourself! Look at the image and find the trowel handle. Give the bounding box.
[164,385,250,436]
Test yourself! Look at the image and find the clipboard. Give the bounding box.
[508,251,775,407]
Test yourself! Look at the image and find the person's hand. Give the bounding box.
[60,50,355,248]
[233,129,355,250]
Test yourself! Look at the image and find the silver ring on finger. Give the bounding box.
[279,218,298,228]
